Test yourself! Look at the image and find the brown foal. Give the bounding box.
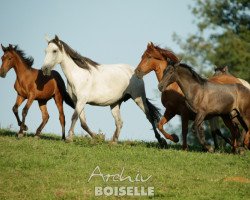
[0,44,74,139]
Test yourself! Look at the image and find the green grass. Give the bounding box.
[0,129,249,200]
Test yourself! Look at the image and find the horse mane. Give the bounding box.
[49,39,99,69]
[179,63,207,84]
[154,45,180,64]
[6,45,34,68]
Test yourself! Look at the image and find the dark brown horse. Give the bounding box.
[0,44,75,139]
[135,43,232,150]
[158,63,250,152]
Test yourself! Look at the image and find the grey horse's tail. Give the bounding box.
[54,71,75,109]
[145,98,161,123]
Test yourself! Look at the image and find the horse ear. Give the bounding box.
[223,66,228,72]
[9,44,13,50]
[148,42,154,47]
[1,44,7,52]
[55,35,60,42]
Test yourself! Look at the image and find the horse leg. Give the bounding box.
[110,102,123,143]
[35,100,49,138]
[79,110,96,138]
[221,115,239,153]
[181,114,189,150]
[208,118,219,149]
[54,93,66,140]
[12,95,27,131]
[157,110,178,142]
[242,115,250,150]
[66,110,78,142]
[18,95,35,137]
[133,96,167,148]
[194,112,213,152]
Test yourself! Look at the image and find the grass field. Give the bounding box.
[0,128,249,200]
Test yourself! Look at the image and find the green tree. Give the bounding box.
[174,0,250,80]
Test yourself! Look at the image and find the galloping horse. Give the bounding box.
[158,63,250,152]
[213,66,250,149]
[41,35,167,146]
[0,44,75,139]
[135,42,232,150]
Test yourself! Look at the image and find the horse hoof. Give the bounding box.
[207,146,214,153]
[159,138,168,149]
[182,146,188,151]
[171,134,179,143]
[34,135,41,140]
[110,141,118,145]
[17,133,24,139]
[235,147,246,155]
[65,137,73,143]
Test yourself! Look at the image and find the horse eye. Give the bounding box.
[53,50,57,53]
[8,57,12,60]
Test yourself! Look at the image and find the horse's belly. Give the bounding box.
[88,90,126,106]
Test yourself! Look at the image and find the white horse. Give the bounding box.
[42,35,167,146]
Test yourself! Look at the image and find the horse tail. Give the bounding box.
[145,98,161,123]
[54,72,75,109]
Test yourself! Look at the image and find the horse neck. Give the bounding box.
[175,67,204,101]
[60,53,90,84]
[12,54,31,80]
[154,63,167,82]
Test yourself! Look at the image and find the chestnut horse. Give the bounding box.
[158,63,250,152]
[0,44,75,139]
[135,42,236,150]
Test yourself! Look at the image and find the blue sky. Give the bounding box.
[0,0,197,141]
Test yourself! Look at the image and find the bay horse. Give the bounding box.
[0,44,75,139]
[135,42,232,150]
[41,35,167,147]
[158,63,250,152]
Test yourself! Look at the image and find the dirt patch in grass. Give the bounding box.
[223,176,250,183]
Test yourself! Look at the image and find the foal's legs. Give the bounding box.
[18,95,35,137]
[35,100,49,138]
[54,93,66,140]
[12,95,27,131]
[110,102,123,143]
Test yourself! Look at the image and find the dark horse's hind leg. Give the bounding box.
[35,100,49,139]
[54,93,66,140]
[221,114,240,153]
[13,95,28,132]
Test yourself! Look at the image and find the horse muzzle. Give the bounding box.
[135,69,145,79]
[0,69,6,78]
[158,83,164,92]
[42,66,52,76]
